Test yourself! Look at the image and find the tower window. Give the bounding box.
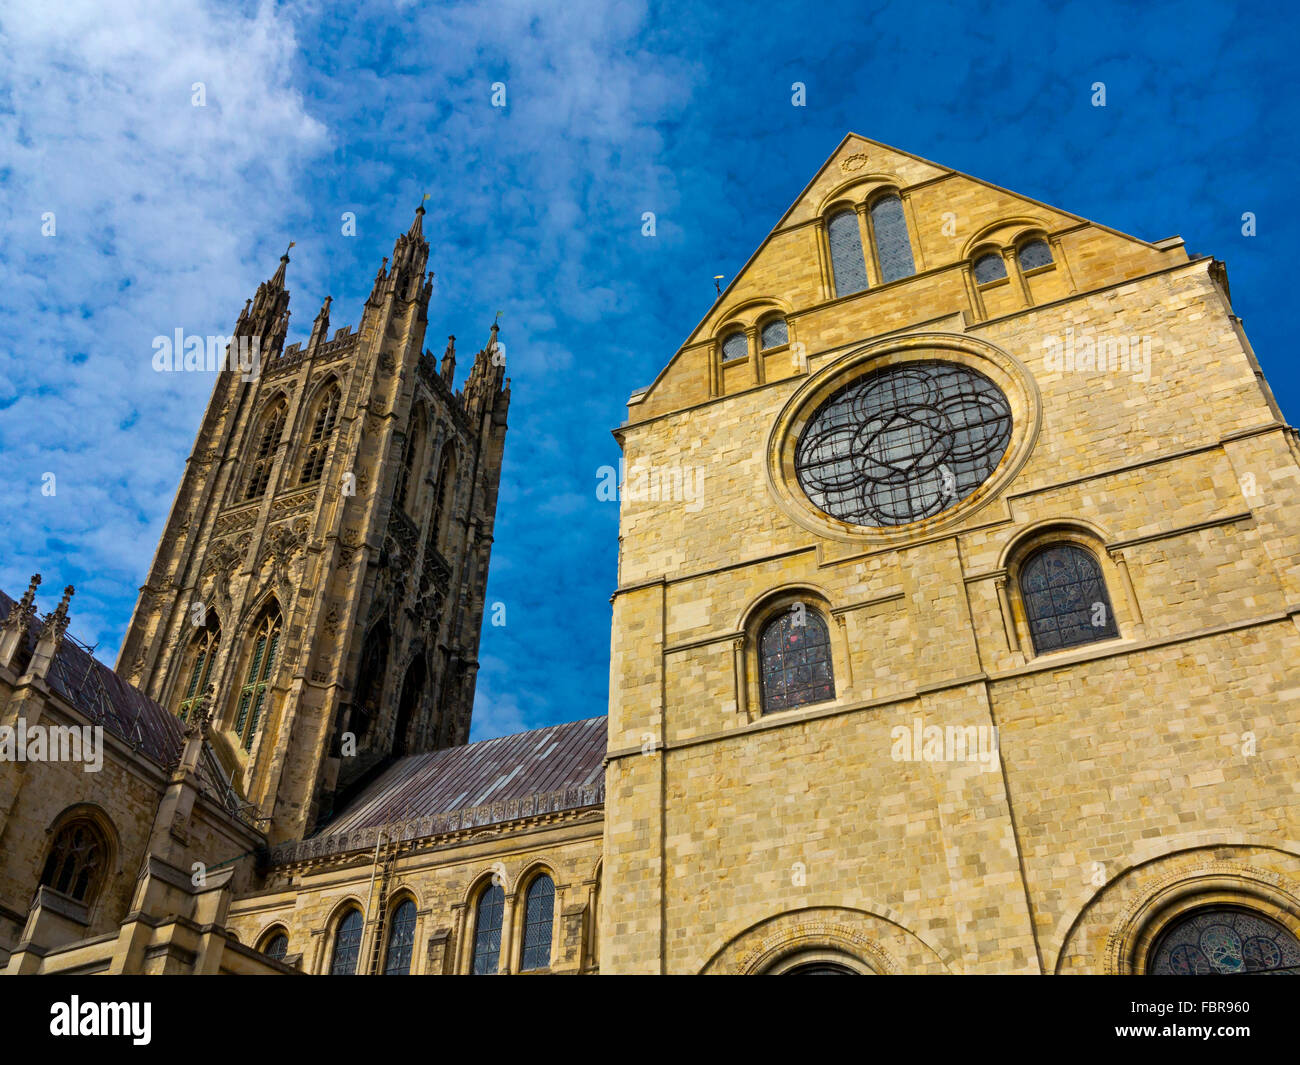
[429,454,455,555]
[177,617,220,722]
[520,874,556,971]
[40,818,109,904]
[1019,543,1119,654]
[471,882,505,974]
[760,317,789,350]
[351,622,389,743]
[973,252,1007,285]
[299,384,340,485]
[869,194,916,283]
[383,899,418,975]
[721,331,748,363]
[233,606,282,751]
[330,908,364,975]
[827,209,869,297]
[244,400,286,501]
[759,606,834,714]
[1017,238,1053,271]
[395,416,425,513]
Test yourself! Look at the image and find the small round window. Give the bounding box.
[794,360,1012,527]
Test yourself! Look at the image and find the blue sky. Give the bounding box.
[1,0,1296,740]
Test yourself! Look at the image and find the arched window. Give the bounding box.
[330,908,364,975]
[40,818,109,904]
[260,930,289,962]
[973,251,1007,285]
[176,616,220,721]
[1017,238,1053,271]
[759,606,835,713]
[233,604,282,751]
[429,454,455,555]
[299,383,340,485]
[721,331,748,363]
[394,416,424,513]
[760,317,789,350]
[383,899,418,975]
[827,209,868,296]
[1019,544,1119,654]
[244,399,286,501]
[869,194,915,283]
[471,882,505,975]
[351,622,389,743]
[1148,908,1300,975]
[393,656,425,758]
[520,874,556,971]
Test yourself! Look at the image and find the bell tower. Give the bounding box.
[116,204,511,842]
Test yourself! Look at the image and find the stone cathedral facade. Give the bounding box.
[2,135,1299,976]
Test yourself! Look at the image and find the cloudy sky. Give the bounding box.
[0,0,1295,740]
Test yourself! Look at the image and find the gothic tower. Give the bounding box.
[116,206,510,843]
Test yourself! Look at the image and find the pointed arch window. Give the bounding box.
[395,417,425,513]
[40,818,109,904]
[869,194,916,283]
[177,617,220,722]
[260,930,289,962]
[520,874,556,971]
[430,454,455,555]
[973,252,1008,285]
[234,605,282,751]
[383,899,418,975]
[827,209,868,297]
[760,317,789,350]
[1019,544,1119,654]
[244,399,286,501]
[329,908,364,975]
[1017,238,1053,271]
[299,383,340,485]
[352,622,389,743]
[759,606,834,714]
[471,882,505,975]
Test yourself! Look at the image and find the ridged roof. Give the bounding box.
[323,715,607,835]
[0,589,184,767]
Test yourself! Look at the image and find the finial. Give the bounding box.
[283,241,295,260]
[1,574,41,636]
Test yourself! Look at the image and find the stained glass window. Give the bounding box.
[383,899,418,975]
[759,607,834,714]
[721,332,748,363]
[783,962,858,975]
[1017,238,1053,271]
[1148,908,1300,975]
[794,361,1012,527]
[760,317,789,350]
[520,875,556,971]
[299,384,340,485]
[869,195,916,283]
[330,908,363,975]
[40,819,108,903]
[973,252,1007,285]
[234,607,281,750]
[261,931,289,962]
[1019,544,1118,653]
[828,210,869,296]
[472,882,505,974]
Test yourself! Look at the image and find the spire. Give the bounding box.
[0,573,41,671]
[441,335,456,385]
[408,200,426,239]
[269,241,294,291]
[308,294,332,351]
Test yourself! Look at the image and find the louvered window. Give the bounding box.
[869,195,915,282]
[827,210,868,296]
[177,621,219,721]
[245,402,286,500]
[299,385,339,485]
[234,608,281,750]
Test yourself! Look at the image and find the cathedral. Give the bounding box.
[2,134,1299,975]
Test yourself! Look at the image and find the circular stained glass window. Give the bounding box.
[794,361,1013,527]
[1148,908,1300,975]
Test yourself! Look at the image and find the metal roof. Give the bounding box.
[0,589,184,768]
[323,715,607,836]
